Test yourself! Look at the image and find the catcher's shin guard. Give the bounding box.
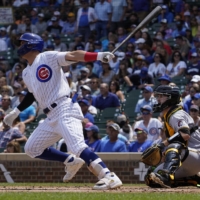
[163,143,184,174]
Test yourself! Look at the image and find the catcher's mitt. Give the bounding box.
[140,144,162,166]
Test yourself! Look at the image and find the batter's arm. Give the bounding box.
[17,92,36,112]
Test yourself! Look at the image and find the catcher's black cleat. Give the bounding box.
[150,171,171,188]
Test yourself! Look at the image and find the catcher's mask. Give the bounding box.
[152,85,181,113]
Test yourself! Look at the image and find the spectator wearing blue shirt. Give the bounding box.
[94,83,120,110]
[97,123,127,152]
[61,12,77,35]
[18,91,36,124]
[157,5,174,24]
[94,0,112,40]
[78,99,94,123]
[128,128,152,152]
[135,86,154,114]
[85,125,101,152]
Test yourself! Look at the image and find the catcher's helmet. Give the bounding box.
[17,33,44,57]
[153,85,181,113]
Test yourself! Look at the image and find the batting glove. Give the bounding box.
[3,108,20,127]
[97,52,115,63]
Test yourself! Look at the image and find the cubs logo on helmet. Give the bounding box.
[36,65,52,82]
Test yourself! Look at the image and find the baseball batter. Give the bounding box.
[145,85,200,188]
[3,33,122,190]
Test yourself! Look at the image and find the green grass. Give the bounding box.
[0,193,200,200]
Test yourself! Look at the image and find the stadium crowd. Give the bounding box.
[0,0,200,153]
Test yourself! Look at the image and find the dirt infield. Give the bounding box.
[0,186,200,193]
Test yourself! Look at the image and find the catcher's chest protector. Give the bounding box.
[163,105,182,138]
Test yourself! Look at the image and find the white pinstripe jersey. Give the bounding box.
[22,51,70,109]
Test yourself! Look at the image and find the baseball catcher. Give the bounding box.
[142,85,200,188]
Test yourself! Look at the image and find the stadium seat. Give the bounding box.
[97,107,120,123]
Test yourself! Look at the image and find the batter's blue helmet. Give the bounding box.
[17,33,44,56]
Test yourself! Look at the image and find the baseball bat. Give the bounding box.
[103,6,162,62]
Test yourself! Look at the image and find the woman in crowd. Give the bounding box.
[142,31,153,48]
[166,50,187,78]
[99,62,115,85]
[85,125,101,152]
[109,80,125,102]
[189,105,200,127]
[4,141,21,153]
[12,116,26,134]
[148,53,166,78]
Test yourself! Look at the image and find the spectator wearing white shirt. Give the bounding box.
[148,53,166,78]
[0,38,7,52]
[13,0,29,7]
[166,50,187,78]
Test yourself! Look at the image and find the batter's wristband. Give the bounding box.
[84,52,98,62]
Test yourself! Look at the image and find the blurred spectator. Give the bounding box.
[85,125,101,152]
[78,99,94,123]
[190,17,199,37]
[185,28,193,44]
[135,38,146,51]
[41,32,53,50]
[1,95,12,115]
[4,141,21,153]
[17,16,38,34]
[53,35,67,51]
[80,85,91,98]
[35,13,47,35]
[172,21,186,38]
[64,72,76,97]
[192,93,200,108]
[114,60,130,85]
[96,123,127,152]
[0,27,11,48]
[125,67,154,92]
[166,50,187,78]
[94,83,120,110]
[99,62,115,84]
[152,124,166,145]
[117,114,133,142]
[158,74,171,85]
[159,18,173,40]
[132,0,150,22]
[11,81,21,109]
[30,8,38,25]
[148,53,166,78]
[94,40,102,52]
[157,5,174,23]
[13,0,28,7]
[133,105,162,142]
[110,0,127,33]
[183,85,199,113]
[0,38,7,52]
[190,37,200,55]
[61,12,77,35]
[76,67,91,89]
[128,128,152,152]
[175,35,190,58]
[0,108,5,130]
[31,0,47,7]
[70,34,85,51]
[12,116,26,135]
[90,77,100,96]
[11,63,23,86]
[109,80,125,102]
[183,11,191,30]
[141,31,153,48]
[46,17,62,35]
[48,11,64,27]
[94,0,112,40]
[85,62,99,79]
[185,52,200,80]
[101,119,129,144]
[189,105,200,127]
[134,86,154,114]
[0,122,27,149]
[84,94,97,116]
[18,91,36,124]
[1,85,13,98]
[76,0,97,42]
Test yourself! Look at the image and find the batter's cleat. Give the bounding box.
[149,172,171,188]
[93,172,122,190]
[63,155,85,182]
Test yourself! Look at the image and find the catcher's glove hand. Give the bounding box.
[140,143,163,166]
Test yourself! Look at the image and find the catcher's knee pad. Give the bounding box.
[144,173,162,188]
[88,158,109,179]
[163,143,184,174]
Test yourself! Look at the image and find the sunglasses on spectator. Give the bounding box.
[1,90,8,93]
[142,111,150,115]
[2,98,10,101]
[190,109,198,112]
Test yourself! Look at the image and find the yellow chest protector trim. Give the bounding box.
[163,105,183,138]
